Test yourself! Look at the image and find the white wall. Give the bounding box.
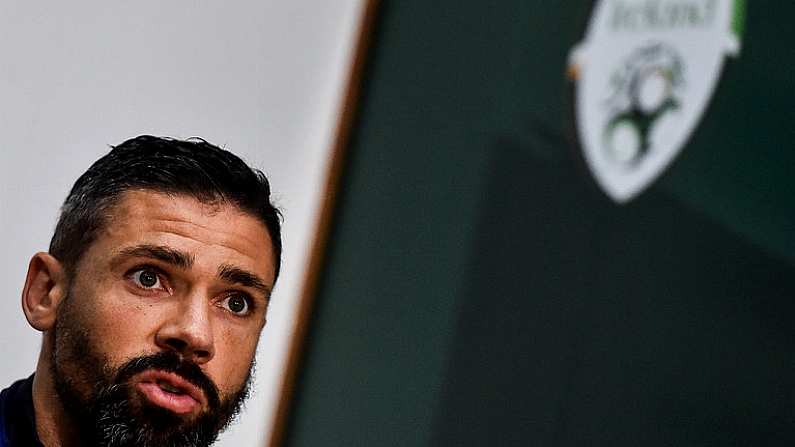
[0,1,364,445]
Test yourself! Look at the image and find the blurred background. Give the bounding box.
[281,2,795,447]
[3,1,795,446]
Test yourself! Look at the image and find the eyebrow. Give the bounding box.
[116,244,194,269]
[218,264,273,299]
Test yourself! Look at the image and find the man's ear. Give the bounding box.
[21,252,68,332]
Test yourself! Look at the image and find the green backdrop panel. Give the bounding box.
[284,2,795,446]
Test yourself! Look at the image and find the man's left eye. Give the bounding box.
[221,294,251,316]
[130,269,162,289]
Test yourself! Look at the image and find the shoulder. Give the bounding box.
[0,375,36,447]
[0,380,12,447]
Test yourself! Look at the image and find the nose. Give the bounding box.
[154,293,215,364]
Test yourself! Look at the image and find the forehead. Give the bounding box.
[81,190,276,285]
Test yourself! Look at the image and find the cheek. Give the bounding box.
[82,294,161,364]
[209,328,259,392]
[69,268,159,359]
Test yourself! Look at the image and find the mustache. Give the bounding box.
[112,351,221,411]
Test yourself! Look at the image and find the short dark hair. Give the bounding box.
[49,135,282,281]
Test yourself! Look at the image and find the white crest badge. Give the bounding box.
[569,0,745,203]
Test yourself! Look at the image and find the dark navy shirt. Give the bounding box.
[0,375,43,447]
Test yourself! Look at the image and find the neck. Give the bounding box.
[32,343,80,447]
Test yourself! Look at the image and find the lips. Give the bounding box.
[134,370,206,414]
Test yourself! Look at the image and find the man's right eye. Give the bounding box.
[130,269,163,290]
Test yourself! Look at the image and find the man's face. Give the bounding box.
[51,190,276,446]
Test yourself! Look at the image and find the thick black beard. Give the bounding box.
[50,300,253,447]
